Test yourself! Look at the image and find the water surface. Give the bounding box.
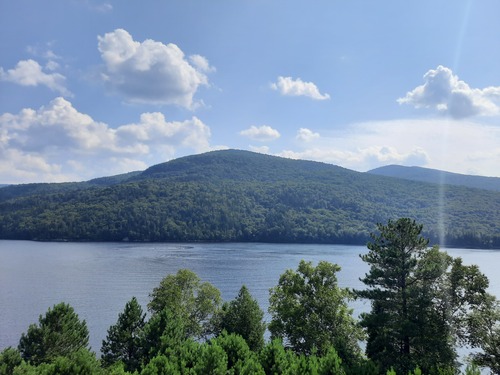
[1,240,499,355]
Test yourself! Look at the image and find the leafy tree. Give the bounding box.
[215,285,266,351]
[101,296,146,372]
[466,294,500,374]
[268,260,363,366]
[18,303,89,365]
[148,269,222,339]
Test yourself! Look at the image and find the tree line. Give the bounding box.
[1,218,500,375]
[1,149,500,248]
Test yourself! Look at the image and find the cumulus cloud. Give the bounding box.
[275,119,500,177]
[271,76,330,100]
[279,146,430,171]
[0,98,213,183]
[239,125,281,142]
[97,29,213,108]
[0,59,71,96]
[398,65,500,119]
[296,128,320,142]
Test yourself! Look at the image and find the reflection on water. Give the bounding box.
[1,240,499,357]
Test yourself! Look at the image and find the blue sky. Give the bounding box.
[1,0,500,183]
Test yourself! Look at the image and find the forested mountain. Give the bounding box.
[1,149,499,248]
[368,165,500,192]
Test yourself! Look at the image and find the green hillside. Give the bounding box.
[368,165,500,192]
[1,150,499,248]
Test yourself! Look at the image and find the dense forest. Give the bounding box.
[1,219,499,375]
[1,150,499,248]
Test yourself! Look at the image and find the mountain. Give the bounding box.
[368,165,500,192]
[1,149,499,248]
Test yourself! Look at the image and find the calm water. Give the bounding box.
[1,240,499,356]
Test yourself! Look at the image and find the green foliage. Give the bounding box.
[259,339,291,375]
[318,347,346,375]
[0,347,21,375]
[101,297,146,372]
[357,218,498,375]
[466,294,500,374]
[148,269,221,340]
[2,254,499,374]
[193,342,227,375]
[140,307,187,363]
[269,260,363,366]
[11,349,102,375]
[140,354,179,375]
[215,285,266,351]
[357,219,456,374]
[18,303,89,366]
[1,150,499,248]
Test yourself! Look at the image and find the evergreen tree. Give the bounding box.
[356,218,492,374]
[140,307,187,363]
[18,303,89,365]
[101,297,146,372]
[0,347,22,375]
[215,285,266,351]
[259,339,290,375]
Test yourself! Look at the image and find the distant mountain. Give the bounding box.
[367,165,500,192]
[1,150,499,248]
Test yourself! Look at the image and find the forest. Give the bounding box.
[1,150,500,248]
[1,219,499,375]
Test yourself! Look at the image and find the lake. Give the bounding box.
[1,240,499,358]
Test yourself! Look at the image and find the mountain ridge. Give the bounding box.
[368,164,500,192]
[1,150,499,248]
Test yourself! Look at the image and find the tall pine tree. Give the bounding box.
[356,218,495,374]
[101,297,146,372]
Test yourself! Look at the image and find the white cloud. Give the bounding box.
[398,65,500,119]
[189,54,216,73]
[279,146,429,171]
[296,128,320,142]
[239,125,281,142]
[0,59,71,96]
[248,145,271,154]
[0,98,213,183]
[276,118,500,177]
[270,76,330,100]
[97,29,213,108]
[75,0,113,13]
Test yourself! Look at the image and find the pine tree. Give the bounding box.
[216,285,266,351]
[18,303,89,365]
[357,218,455,373]
[101,297,146,372]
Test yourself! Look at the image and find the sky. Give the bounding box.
[1,0,500,184]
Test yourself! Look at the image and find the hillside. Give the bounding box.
[1,150,499,248]
[368,165,500,192]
